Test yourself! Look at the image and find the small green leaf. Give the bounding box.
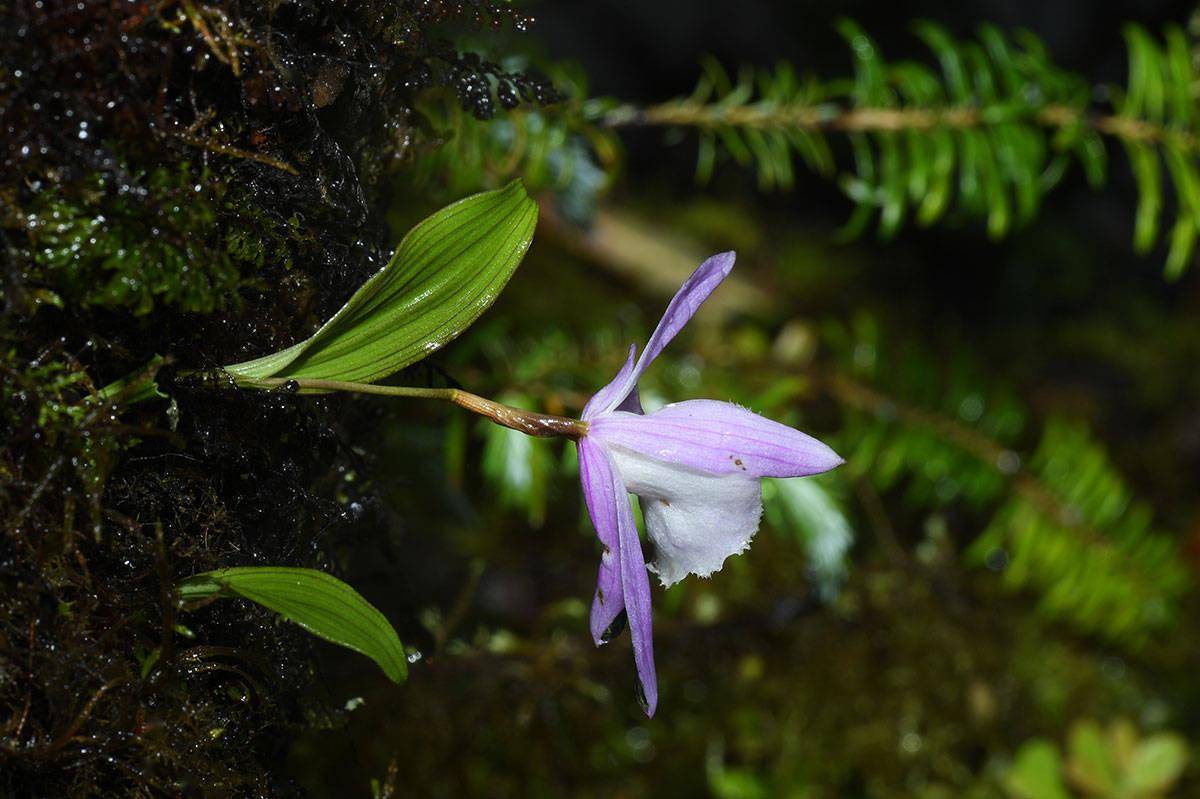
[1005,740,1071,799]
[480,393,551,527]
[97,355,168,406]
[224,180,538,389]
[1126,734,1188,795]
[178,567,408,683]
[763,476,854,599]
[1067,720,1121,795]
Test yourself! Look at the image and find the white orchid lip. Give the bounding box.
[574,250,844,718]
[605,444,763,588]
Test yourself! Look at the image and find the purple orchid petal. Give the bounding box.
[579,439,625,645]
[582,344,638,421]
[613,460,658,717]
[635,251,736,376]
[587,252,736,418]
[589,399,844,478]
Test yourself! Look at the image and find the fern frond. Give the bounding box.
[823,317,1188,648]
[1113,25,1200,277]
[605,20,1200,277]
[967,421,1188,645]
[408,63,619,222]
[823,315,1026,511]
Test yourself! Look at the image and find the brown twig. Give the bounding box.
[852,476,907,566]
[10,677,129,760]
[169,129,299,175]
[605,100,1200,154]
[434,559,485,655]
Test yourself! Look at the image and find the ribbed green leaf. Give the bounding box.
[178,566,408,683]
[223,180,537,389]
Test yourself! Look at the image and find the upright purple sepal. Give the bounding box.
[586,252,736,418]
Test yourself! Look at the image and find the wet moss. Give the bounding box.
[20,167,248,315]
[1,0,552,793]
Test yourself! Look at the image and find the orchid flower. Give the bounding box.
[576,251,844,716]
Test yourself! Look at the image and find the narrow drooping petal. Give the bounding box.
[611,454,659,716]
[607,445,764,588]
[590,399,844,478]
[582,344,638,421]
[590,252,736,417]
[578,439,625,645]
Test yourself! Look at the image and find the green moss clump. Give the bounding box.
[22,167,244,314]
[0,0,554,793]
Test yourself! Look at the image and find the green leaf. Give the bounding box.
[763,476,854,599]
[1005,740,1071,799]
[1126,734,1188,795]
[97,355,168,406]
[178,567,408,683]
[480,393,551,527]
[223,180,538,389]
[1067,720,1121,795]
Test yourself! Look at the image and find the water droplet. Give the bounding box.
[900,732,922,754]
[406,651,423,664]
[996,450,1021,475]
[984,547,1008,572]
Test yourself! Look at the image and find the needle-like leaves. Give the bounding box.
[178,567,408,683]
[223,179,538,389]
[654,21,1200,276]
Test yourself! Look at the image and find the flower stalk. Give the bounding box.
[242,377,589,440]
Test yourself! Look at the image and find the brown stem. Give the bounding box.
[12,677,128,760]
[605,100,1200,153]
[168,130,299,175]
[449,389,588,440]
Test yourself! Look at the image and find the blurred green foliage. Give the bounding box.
[7,2,1200,797]
[970,421,1188,645]
[1007,719,1189,799]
